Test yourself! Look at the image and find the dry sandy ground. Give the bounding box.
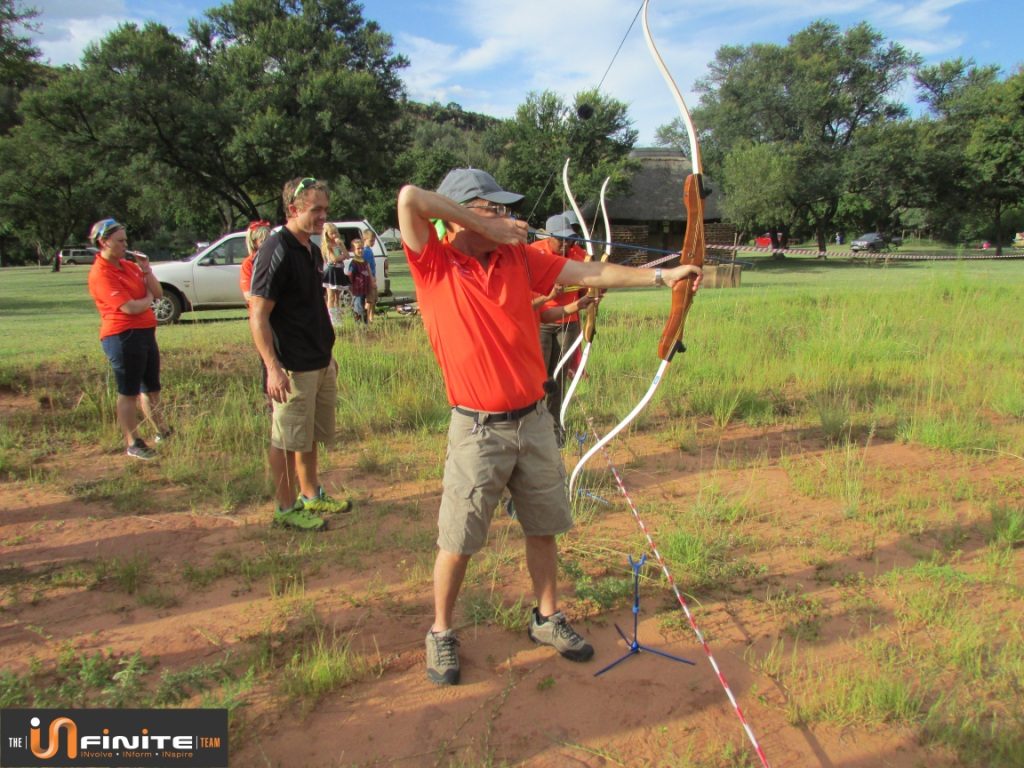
[2,410,1020,767]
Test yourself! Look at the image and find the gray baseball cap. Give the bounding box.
[561,210,580,226]
[544,214,576,239]
[437,168,524,205]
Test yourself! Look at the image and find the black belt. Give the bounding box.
[454,400,541,425]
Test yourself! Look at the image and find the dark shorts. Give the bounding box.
[100,327,161,397]
[323,264,348,289]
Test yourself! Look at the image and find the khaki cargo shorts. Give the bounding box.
[270,358,338,452]
[438,404,573,555]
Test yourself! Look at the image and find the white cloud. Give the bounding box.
[392,0,986,143]
[36,15,127,65]
[31,0,200,65]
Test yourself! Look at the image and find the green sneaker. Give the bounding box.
[272,504,326,531]
[298,486,352,515]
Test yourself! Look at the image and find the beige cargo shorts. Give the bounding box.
[437,403,572,555]
[270,358,338,452]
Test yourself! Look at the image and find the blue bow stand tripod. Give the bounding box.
[594,554,696,677]
[573,433,612,506]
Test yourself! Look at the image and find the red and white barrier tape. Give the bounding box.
[581,415,772,768]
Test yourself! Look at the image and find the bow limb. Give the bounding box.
[561,157,596,259]
[560,175,613,429]
[641,0,701,176]
[552,158,595,380]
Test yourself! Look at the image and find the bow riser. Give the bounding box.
[657,173,705,361]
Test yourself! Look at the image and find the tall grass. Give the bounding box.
[2,259,1021,507]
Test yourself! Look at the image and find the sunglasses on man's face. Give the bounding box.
[464,203,514,218]
[291,178,317,202]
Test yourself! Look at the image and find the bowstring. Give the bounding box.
[524,1,645,225]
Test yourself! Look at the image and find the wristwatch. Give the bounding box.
[654,267,665,287]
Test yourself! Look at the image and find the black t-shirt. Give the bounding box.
[250,228,334,372]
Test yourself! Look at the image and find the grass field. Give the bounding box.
[0,255,1022,767]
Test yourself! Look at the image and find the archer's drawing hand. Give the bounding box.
[477,215,529,246]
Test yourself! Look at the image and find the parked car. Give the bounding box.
[149,220,389,325]
[850,232,901,252]
[57,246,98,265]
[58,246,146,265]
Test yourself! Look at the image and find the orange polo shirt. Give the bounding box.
[240,253,255,303]
[405,230,565,411]
[536,239,588,324]
[88,255,157,338]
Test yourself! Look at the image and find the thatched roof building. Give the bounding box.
[609,148,724,221]
[583,148,733,261]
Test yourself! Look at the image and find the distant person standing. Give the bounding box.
[361,229,381,323]
[87,218,171,460]
[240,220,272,304]
[249,178,352,531]
[345,237,372,325]
[534,214,589,446]
[240,220,272,406]
[321,222,348,326]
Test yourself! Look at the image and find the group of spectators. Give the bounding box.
[85,168,702,689]
[321,224,382,326]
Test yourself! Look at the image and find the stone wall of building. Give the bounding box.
[608,222,740,266]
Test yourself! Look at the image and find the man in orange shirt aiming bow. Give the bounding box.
[397,168,701,686]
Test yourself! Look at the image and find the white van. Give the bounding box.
[150,220,388,325]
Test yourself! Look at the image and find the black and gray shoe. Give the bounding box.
[425,629,460,686]
[126,439,156,460]
[528,607,594,662]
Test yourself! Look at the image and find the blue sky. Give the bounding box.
[29,0,1024,144]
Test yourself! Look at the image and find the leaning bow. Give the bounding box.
[551,158,595,381]
[559,176,612,430]
[568,0,707,496]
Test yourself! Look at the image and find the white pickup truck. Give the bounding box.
[150,220,388,324]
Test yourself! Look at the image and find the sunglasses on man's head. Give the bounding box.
[291,178,317,202]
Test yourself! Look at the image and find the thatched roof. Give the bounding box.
[588,148,724,222]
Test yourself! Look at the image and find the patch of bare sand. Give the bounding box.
[2,421,1019,767]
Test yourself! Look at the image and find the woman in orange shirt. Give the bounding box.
[239,220,272,406]
[240,220,271,303]
[87,218,170,460]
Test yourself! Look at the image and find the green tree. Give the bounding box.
[671,21,919,252]
[0,118,114,265]
[836,120,932,237]
[361,102,499,228]
[0,0,41,135]
[485,89,638,227]
[192,0,408,221]
[912,60,1024,250]
[965,73,1024,254]
[719,141,795,240]
[18,0,407,232]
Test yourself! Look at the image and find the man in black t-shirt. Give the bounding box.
[249,177,352,530]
